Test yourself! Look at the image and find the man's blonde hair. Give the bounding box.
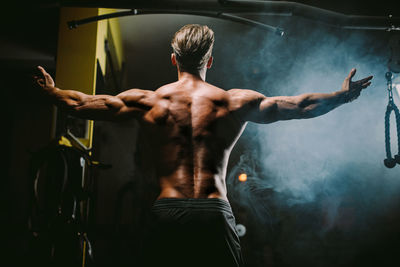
[171,24,214,72]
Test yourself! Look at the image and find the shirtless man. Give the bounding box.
[35,24,372,267]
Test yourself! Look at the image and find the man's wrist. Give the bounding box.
[42,86,60,100]
[334,90,349,104]
[45,86,58,95]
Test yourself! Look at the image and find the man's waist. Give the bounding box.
[152,197,232,213]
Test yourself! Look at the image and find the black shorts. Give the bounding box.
[142,198,243,267]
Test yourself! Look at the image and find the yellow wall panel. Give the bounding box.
[55,7,124,148]
[56,7,99,96]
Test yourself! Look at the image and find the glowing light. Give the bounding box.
[235,224,247,237]
[238,173,247,182]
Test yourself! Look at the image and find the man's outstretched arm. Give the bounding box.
[34,66,154,121]
[229,69,373,123]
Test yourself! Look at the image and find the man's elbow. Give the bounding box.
[300,108,318,119]
[300,104,328,119]
[296,95,321,119]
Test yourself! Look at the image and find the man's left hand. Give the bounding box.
[340,68,373,102]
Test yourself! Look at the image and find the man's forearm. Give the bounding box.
[298,90,349,118]
[43,86,86,109]
[40,85,97,118]
[42,86,128,120]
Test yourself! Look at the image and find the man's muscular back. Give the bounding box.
[139,78,245,200]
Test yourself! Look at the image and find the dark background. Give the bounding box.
[2,1,400,266]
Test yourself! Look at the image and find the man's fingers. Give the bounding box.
[34,78,45,87]
[37,66,49,80]
[37,65,54,85]
[37,66,47,75]
[351,75,373,90]
[358,75,373,83]
[361,81,372,88]
[32,74,42,86]
[37,66,49,78]
[347,68,357,81]
[37,66,46,73]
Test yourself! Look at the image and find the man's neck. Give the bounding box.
[177,68,207,82]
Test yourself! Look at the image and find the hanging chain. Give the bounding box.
[387,72,394,105]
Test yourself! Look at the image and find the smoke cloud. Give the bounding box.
[225,19,400,266]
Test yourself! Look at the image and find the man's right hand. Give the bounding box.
[33,66,55,92]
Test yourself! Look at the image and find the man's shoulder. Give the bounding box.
[227,88,266,99]
[200,82,227,95]
[154,82,181,95]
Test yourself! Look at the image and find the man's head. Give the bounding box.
[171,24,214,74]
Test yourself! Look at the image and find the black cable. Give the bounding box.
[385,105,393,160]
[67,8,284,36]
[394,104,400,163]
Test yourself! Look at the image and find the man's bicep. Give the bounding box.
[228,89,278,123]
[228,89,306,123]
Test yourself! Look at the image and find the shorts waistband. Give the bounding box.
[152,198,232,213]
